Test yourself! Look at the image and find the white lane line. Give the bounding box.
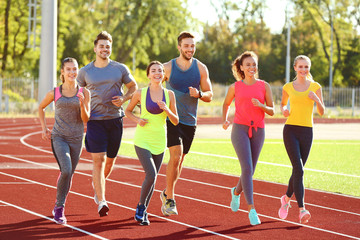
[23,134,360,179]
[0,182,34,184]
[17,132,360,206]
[121,140,360,178]
[0,171,241,240]
[1,154,360,240]
[194,140,360,145]
[15,133,360,227]
[0,125,38,132]
[0,199,109,240]
[190,151,360,178]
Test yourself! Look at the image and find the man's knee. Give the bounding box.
[105,157,116,168]
[169,148,182,165]
[92,153,106,167]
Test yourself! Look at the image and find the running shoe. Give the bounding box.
[248,208,261,226]
[278,195,291,219]
[52,206,67,224]
[98,200,109,217]
[160,189,167,207]
[134,204,146,222]
[230,187,240,212]
[140,212,150,226]
[161,199,178,216]
[299,209,311,224]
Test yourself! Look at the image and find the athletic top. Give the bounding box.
[146,87,165,114]
[77,60,135,120]
[134,87,170,155]
[233,80,266,138]
[52,85,84,138]
[283,81,321,127]
[166,58,200,126]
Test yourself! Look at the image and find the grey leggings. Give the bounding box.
[231,123,265,205]
[135,146,164,207]
[51,135,83,207]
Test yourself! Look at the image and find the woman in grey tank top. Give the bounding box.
[39,57,90,224]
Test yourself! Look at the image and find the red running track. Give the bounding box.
[0,118,359,240]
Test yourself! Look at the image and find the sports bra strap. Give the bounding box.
[54,86,83,103]
[54,87,61,103]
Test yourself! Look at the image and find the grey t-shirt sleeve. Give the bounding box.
[120,64,136,84]
[77,68,86,87]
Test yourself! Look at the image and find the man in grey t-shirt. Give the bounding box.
[77,31,137,217]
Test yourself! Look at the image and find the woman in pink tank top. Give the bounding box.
[222,51,274,225]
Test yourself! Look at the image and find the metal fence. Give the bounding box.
[271,86,360,107]
[1,78,359,116]
[200,84,360,117]
[0,78,39,114]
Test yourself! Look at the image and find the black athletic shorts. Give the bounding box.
[166,120,196,154]
[85,117,123,158]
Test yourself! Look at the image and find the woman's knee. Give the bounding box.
[145,171,157,183]
[242,167,253,177]
[292,167,304,178]
[60,169,72,180]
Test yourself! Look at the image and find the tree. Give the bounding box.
[196,0,272,84]
[293,0,359,86]
[1,0,11,73]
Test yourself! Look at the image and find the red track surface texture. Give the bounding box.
[0,118,359,240]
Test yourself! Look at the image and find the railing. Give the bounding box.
[1,78,359,116]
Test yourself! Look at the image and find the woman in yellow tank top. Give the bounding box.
[125,61,178,225]
[277,55,325,224]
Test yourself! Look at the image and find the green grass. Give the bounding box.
[119,139,360,197]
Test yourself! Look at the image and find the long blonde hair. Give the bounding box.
[293,55,313,81]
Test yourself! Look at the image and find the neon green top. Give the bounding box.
[134,87,170,155]
[283,81,321,127]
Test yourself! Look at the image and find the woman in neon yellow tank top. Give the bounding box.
[277,55,325,224]
[125,61,178,225]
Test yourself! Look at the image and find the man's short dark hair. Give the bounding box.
[94,31,113,46]
[177,31,195,46]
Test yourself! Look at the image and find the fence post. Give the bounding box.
[0,79,2,112]
[5,95,9,113]
[31,78,34,99]
[352,88,355,117]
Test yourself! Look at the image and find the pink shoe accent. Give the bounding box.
[278,195,291,219]
[299,210,311,224]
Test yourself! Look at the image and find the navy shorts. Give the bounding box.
[167,120,196,154]
[85,117,123,158]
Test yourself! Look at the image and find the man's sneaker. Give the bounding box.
[98,200,109,217]
[299,209,311,224]
[52,206,67,224]
[140,212,150,226]
[160,189,167,208]
[230,187,240,212]
[278,195,291,219]
[161,199,178,216]
[92,182,99,204]
[248,208,261,226]
[134,204,146,222]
